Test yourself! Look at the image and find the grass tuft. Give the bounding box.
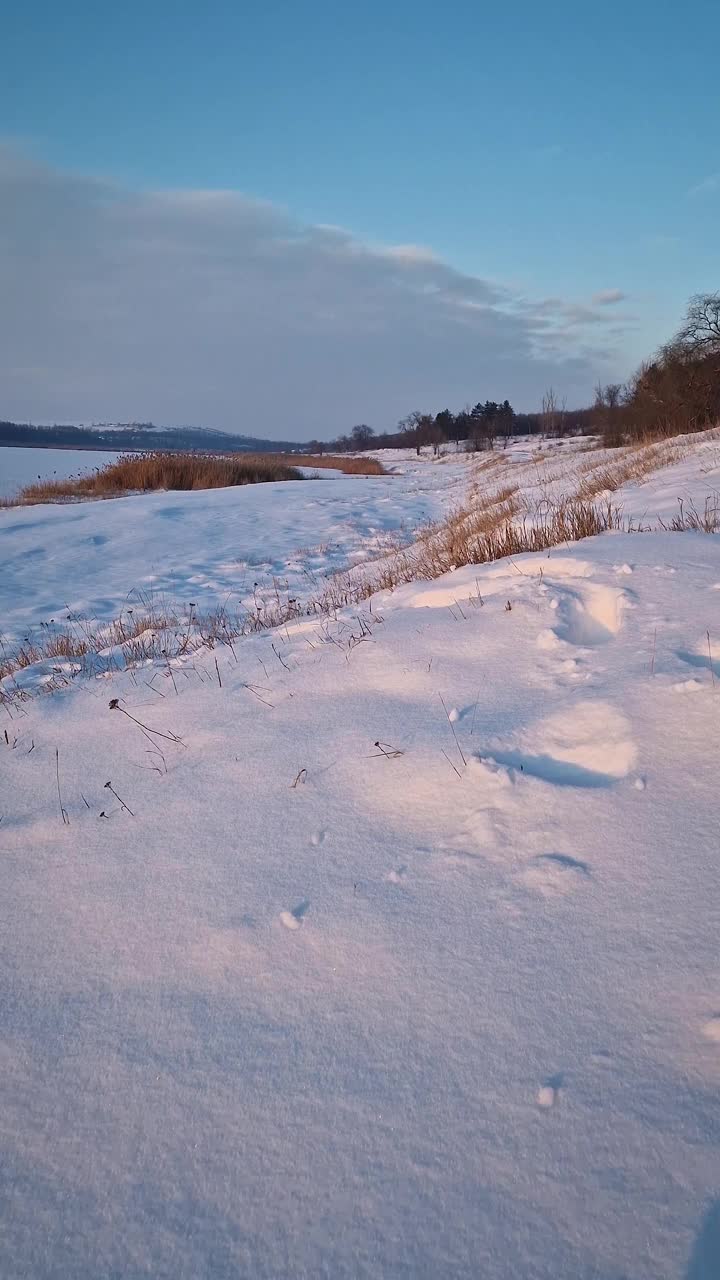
[659,496,720,533]
[576,439,690,500]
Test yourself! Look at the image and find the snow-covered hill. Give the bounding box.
[2,432,719,665]
[1,434,720,1278]
[0,450,471,654]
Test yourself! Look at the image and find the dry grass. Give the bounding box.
[3,436,716,700]
[3,450,386,507]
[659,496,720,533]
[315,492,622,609]
[0,490,619,694]
[470,454,508,474]
[577,439,689,500]
[272,454,386,475]
[7,452,304,504]
[0,590,313,693]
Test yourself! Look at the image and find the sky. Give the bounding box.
[1,0,718,439]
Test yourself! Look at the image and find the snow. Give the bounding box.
[536,1082,560,1108]
[2,436,720,1278]
[0,453,470,648]
[3,433,720,657]
[0,446,121,500]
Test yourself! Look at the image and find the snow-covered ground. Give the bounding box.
[2,436,720,1278]
[2,434,719,657]
[0,453,472,650]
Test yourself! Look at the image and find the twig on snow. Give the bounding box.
[368,740,404,759]
[272,642,291,671]
[441,748,463,779]
[439,694,467,768]
[104,780,134,816]
[242,683,275,708]
[55,748,70,825]
[108,699,184,745]
[470,689,480,736]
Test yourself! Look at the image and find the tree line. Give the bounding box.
[312,292,720,453]
[309,397,600,455]
[593,292,720,446]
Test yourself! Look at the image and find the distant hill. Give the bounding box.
[0,420,304,454]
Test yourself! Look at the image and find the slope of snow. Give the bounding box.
[3,434,719,658]
[2,521,720,1276]
[2,435,720,1277]
[0,456,471,648]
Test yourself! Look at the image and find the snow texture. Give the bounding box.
[1,435,720,1278]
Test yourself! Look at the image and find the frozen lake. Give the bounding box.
[0,446,121,500]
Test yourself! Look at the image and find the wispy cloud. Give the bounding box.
[0,144,630,433]
[513,289,635,363]
[687,173,720,198]
[592,289,626,306]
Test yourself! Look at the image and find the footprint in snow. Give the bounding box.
[386,865,407,884]
[279,900,310,930]
[551,583,626,647]
[520,853,591,897]
[676,645,720,679]
[537,1073,563,1108]
[481,701,637,790]
[702,1016,720,1043]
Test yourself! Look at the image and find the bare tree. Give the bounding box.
[398,411,423,434]
[593,382,625,446]
[416,414,436,449]
[541,387,559,437]
[673,292,720,358]
[603,383,623,410]
[351,424,374,448]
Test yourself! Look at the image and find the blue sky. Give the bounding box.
[1,0,718,436]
